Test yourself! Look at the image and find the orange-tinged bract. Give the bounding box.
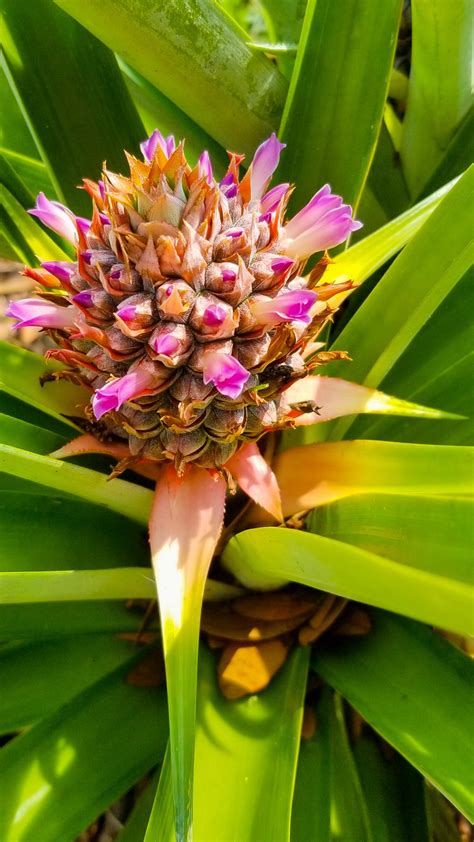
[9,131,360,472]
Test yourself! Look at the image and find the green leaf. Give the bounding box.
[309,494,474,586]
[53,0,287,156]
[363,122,409,225]
[347,267,474,445]
[0,491,149,572]
[258,0,306,78]
[0,443,152,525]
[400,0,472,195]
[278,0,402,212]
[0,412,67,455]
[193,645,310,842]
[0,601,156,638]
[417,106,474,200]
[222,524,474,635]
[312,612,474,820]
[291,690,331,842]
[118,59,228,172]
[0,65,38,158]
[117,770,160,842]
[353,736,429,842]
[0,658,168,842]
[0,634,138,733]
[1,0,145,214]
[0,568,155,604]
[326,165,474,441]
[273,440,474,513]
[247,41,298,55]
[328,694,373,841]
[0,342,88,429]
[0,148,56,199]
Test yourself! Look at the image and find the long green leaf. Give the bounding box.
[53,0,287,156]
[118,59,228,171]
[0,568,155,603]
[0,492,149,572]
[349,267,474,446]
[309,494,474,585]
[0,601,157,638]
[222,526,474,635]
[329,694,373,841]
[417,106,474,200]
[0,65,38,158]
[278,0,401,211]
[193,645,309,842]
[0,342,88,429]
[0,658,168,842]
[117,770,160,842]
[327,165,473,441]
[291,690,331,842]
[353,736,429,842]
[400,0,472,195]
[0,443,152,525]
[0,148,56,199]
[0,412,67,455]
[1,0,144,213]
[312,612,474,820]
[0,634,138,733]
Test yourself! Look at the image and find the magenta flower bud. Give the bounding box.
[250,133,286,200]
[202,352,250,399]
[148,323,194,366]
[198,151,213,185]
[220,173,237,198]
[6,298,77,330]
[99,212,110,226]
[282,184,362,258]
[189,293,236,340]
[204,261,251,307]
[271,257,294,274]
[116,294,156,330]
[76,217,92,237]
[98,180,106,202]
[28,193,78,243]
[221,268,237,282]
[73,290,94,307]
[212,228,246,262]
[227,228,244,239]
[250,289,317,326]
[41,261,76,282]
[92,366,158,419]
[140,128,176,162]
[260,183,290,214]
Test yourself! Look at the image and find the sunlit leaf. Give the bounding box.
[313,612,474,820]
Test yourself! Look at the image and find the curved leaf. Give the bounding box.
[312,612,474,820]
[53,0,287,155]
[222,527,474,635]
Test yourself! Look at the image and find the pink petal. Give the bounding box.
[202,352,250,399]
[5,298,77,330]
[282,185,362,258]
[227,442,283,521]
[198,150,213,184]
[251,289,317,326]
[92,367,157,419]
[140,128,175,162]
[149,464,226,839]
[28,193,78,242]
[250,133,286,199]
[260,182,290,213]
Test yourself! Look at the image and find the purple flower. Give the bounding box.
[28,193,78,243]
[271,257,294,275]
[152,334,180,356]
[260,183,290,214]
[73,290,94,308]
[282,184,362,258]
[41,261,76,282]
[250,289,317,326]
[92,368,157,419]
[203,304,227,327]
[202,352,250,399]
[76,217,92,237]
[250,133,286,200]
[6,298,77,330]
[140,129,176,162]
[198,151,213,185]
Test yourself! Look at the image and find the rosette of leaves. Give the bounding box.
[0,1,472,841]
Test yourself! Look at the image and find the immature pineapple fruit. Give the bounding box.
[8,131,360,472]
